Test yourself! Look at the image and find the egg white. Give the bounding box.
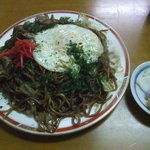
[33,24,104,72]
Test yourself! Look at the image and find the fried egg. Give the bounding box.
[33,24,104,72]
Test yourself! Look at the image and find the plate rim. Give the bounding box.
[0,10,130,136]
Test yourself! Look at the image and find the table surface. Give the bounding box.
[0,0,150,150]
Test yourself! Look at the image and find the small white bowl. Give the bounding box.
[130,61,150,115]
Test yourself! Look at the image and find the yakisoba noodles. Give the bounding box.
[0,14,117,132]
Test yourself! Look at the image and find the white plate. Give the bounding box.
[130,61,150,115]
[0,10,130,135]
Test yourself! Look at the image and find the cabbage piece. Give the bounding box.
[101,76,116,92]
